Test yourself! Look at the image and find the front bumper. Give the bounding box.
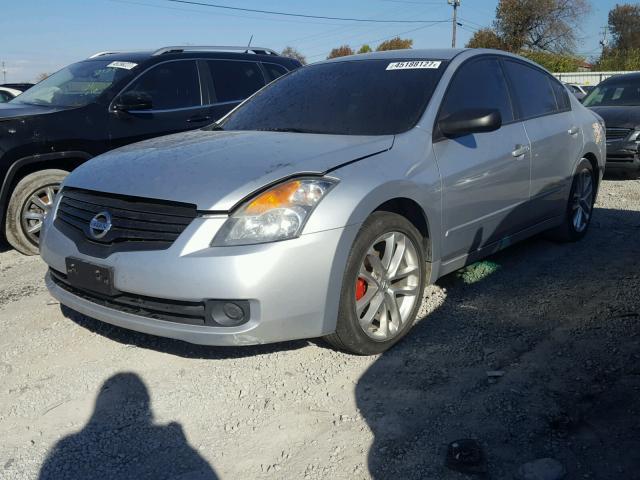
[41,216,359,346]
[605,141,640,171]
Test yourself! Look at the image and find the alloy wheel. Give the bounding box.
[20,184,59,245]
[355,231,421,341]
[571,168,594,233]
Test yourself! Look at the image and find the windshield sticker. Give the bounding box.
[386,61,442,71]
[107,61,138,70]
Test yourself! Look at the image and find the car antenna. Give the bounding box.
[246,34,253,54]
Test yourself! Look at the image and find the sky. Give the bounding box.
[1,0,621,83]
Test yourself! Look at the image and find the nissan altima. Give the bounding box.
[40,49,606,355]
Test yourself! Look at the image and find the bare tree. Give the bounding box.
[281,46,307,65]
[494,0,591,53]
[36,72,50,82]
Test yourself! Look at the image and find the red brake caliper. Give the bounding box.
[355,278,368,301]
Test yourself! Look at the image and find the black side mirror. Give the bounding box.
[114,92,153,112]
[439,108,502,137]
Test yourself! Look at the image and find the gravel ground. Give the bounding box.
[1,177,639,480]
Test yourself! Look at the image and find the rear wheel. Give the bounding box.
[5,169,68,255]
[325,212,426,355]
[548,158,595,242]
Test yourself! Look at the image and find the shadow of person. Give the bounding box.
[356,206,640,479]
[39,373,217,480]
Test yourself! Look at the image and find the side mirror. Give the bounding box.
[114,92,153,112]
[439,108,502,137]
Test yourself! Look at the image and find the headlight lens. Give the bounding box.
[212,177,337,246]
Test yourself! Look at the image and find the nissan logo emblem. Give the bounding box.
[89,211,112,240]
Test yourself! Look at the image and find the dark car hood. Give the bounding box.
[0,102,68,120]
[589,106,640,130]
[64,129,394,211]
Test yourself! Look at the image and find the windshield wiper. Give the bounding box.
[206,122,224,131]
[256,127,319,134]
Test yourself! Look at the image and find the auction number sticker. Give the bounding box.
[107,61,138,70]
[386,61,442,70]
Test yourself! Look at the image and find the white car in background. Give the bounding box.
[0,86,21,103]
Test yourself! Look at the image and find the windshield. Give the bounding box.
[217,59,447,135]
[583,79,640,107]
[11,60,137,108]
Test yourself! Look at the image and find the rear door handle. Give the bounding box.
[568,126,579,136]
[512,144,530,157]
[187,115,212,123]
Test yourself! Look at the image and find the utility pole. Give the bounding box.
[448,0,461,48]
[1,62,6,83]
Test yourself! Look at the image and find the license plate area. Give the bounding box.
[65,257,116,296]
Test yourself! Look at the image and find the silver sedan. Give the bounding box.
[40,48,606,355]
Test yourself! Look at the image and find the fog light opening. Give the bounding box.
[206,300,250,327]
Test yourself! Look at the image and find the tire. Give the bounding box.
[547,158,595,243]
[5,169,68,255]
[325,211,427,355]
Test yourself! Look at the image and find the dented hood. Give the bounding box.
[64,129,393,211]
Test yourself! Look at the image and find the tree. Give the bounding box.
[607,3,640,51]
[494,0,591,53]
[327,45,354,59]
[376,37,413,51]
[36,72,50,82]
[596,3,640,70]
[281,46,307,65]
[465,28,507,50]
[357,44,372,54]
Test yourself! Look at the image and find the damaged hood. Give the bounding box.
[64,129,393,211]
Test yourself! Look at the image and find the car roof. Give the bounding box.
[602,71,640,84]
[321,48,467,64]
[79,49,299,67]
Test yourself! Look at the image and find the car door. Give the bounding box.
[198,59,267,121]
[502,60,581,223]
[432,57,531,263]
[108,59,207,149]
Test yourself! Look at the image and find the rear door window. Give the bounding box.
[550,80,571,110]
[262,63,288,82]
[503,60,558,119]
[123,60,201,110]
[206,60,265,103]
[439,57,514,123]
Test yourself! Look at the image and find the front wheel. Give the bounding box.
[547,158,595,242]
[5,169,68,255]
[325,212,426,355]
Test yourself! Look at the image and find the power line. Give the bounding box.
[166,0,450,24]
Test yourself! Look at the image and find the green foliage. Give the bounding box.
[357,44,372,54]
[376,37,413,51]
[596,48,640,70]
[327,45,355,59]
[608,3,640,51]
[518,50,585,72]
[456,261,501,285]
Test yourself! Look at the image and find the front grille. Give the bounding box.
[50,269,207,326]
[54,188,197,257]
[605,128,632,141]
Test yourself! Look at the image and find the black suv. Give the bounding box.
[0,46,301,254]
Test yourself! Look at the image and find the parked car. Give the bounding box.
[1,83,35,92]
[0,86,21,102]
[583,72,640,174]
[564,83,588,101]
[0,46,301,254]
[40,49,605,355]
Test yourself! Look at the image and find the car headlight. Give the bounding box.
[629,129,640,142]
[212,177,338,246]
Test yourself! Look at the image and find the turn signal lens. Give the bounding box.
[212,177,337,246]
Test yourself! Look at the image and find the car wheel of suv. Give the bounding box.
[5,169,68,255]
[547,158,595,243]
[325,211,426,355]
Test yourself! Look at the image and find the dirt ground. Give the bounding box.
[1,176,639,480]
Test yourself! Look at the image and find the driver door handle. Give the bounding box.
[512,144,530,157]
